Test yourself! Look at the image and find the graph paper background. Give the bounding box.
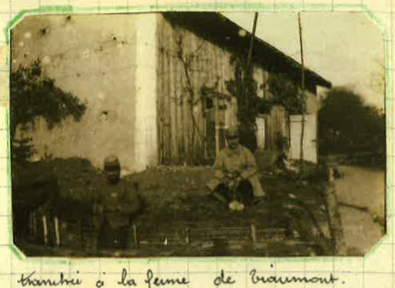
[0,0,393,287]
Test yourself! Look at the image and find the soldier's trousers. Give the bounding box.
[98,219,128,250]
[214,180,254,206]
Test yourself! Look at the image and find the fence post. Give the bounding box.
[250,221,257,244]
[54,216,61,247]
[42,215,48,246]
[185,228,190,245]
[133,225,140,249]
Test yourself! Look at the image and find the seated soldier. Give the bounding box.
[206,128,265,210]
[93,155,143,250]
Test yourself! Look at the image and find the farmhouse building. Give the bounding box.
[11,12,331,173]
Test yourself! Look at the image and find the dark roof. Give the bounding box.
[162,12,332,89]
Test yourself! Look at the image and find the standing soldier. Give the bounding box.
[206,128,265,210]
[93,155,143,250]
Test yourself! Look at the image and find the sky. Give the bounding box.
[223,12,385,109]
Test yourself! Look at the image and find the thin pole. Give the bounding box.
[245,13,259,77]
[250,221,257,244]
[54,216,61,247]
[42,215,48,246]
[383,44,386,100]
[297,12,306,168]
[185,228,190,245]
[133,225,139,249]
[241,12,259,103]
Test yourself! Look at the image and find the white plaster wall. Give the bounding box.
[305,89,319,114]
[12,14,158,174]
[133,14,158,171]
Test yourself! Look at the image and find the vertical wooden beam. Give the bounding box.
[169,30,178,161]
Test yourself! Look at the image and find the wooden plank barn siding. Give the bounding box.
[264,106,289,151]
[155,13,330,166]
[157,14,236,165]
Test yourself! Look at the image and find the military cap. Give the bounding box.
[104,155,120,169]
[225,127,239,138]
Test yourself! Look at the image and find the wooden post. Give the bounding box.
[54,216,61,247]
[250,221,257,244]
[241,12,259,101]
[323,168,347,255]
[185,228,190,245]
[297,13,306,170]
[42,215,48,246]
[132,225,140,249]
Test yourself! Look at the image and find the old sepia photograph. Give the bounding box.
[10,11,386,257]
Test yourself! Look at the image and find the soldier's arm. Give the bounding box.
[240,148,258,180]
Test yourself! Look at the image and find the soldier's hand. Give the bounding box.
[228,180,237,190]
[226,172,236,179]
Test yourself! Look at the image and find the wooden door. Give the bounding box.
[289,114,318,163]
[256,117,266,150]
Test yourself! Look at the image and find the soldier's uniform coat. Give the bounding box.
[95,181,142,229]
[94,180,142,249]
[207,145,265,197]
